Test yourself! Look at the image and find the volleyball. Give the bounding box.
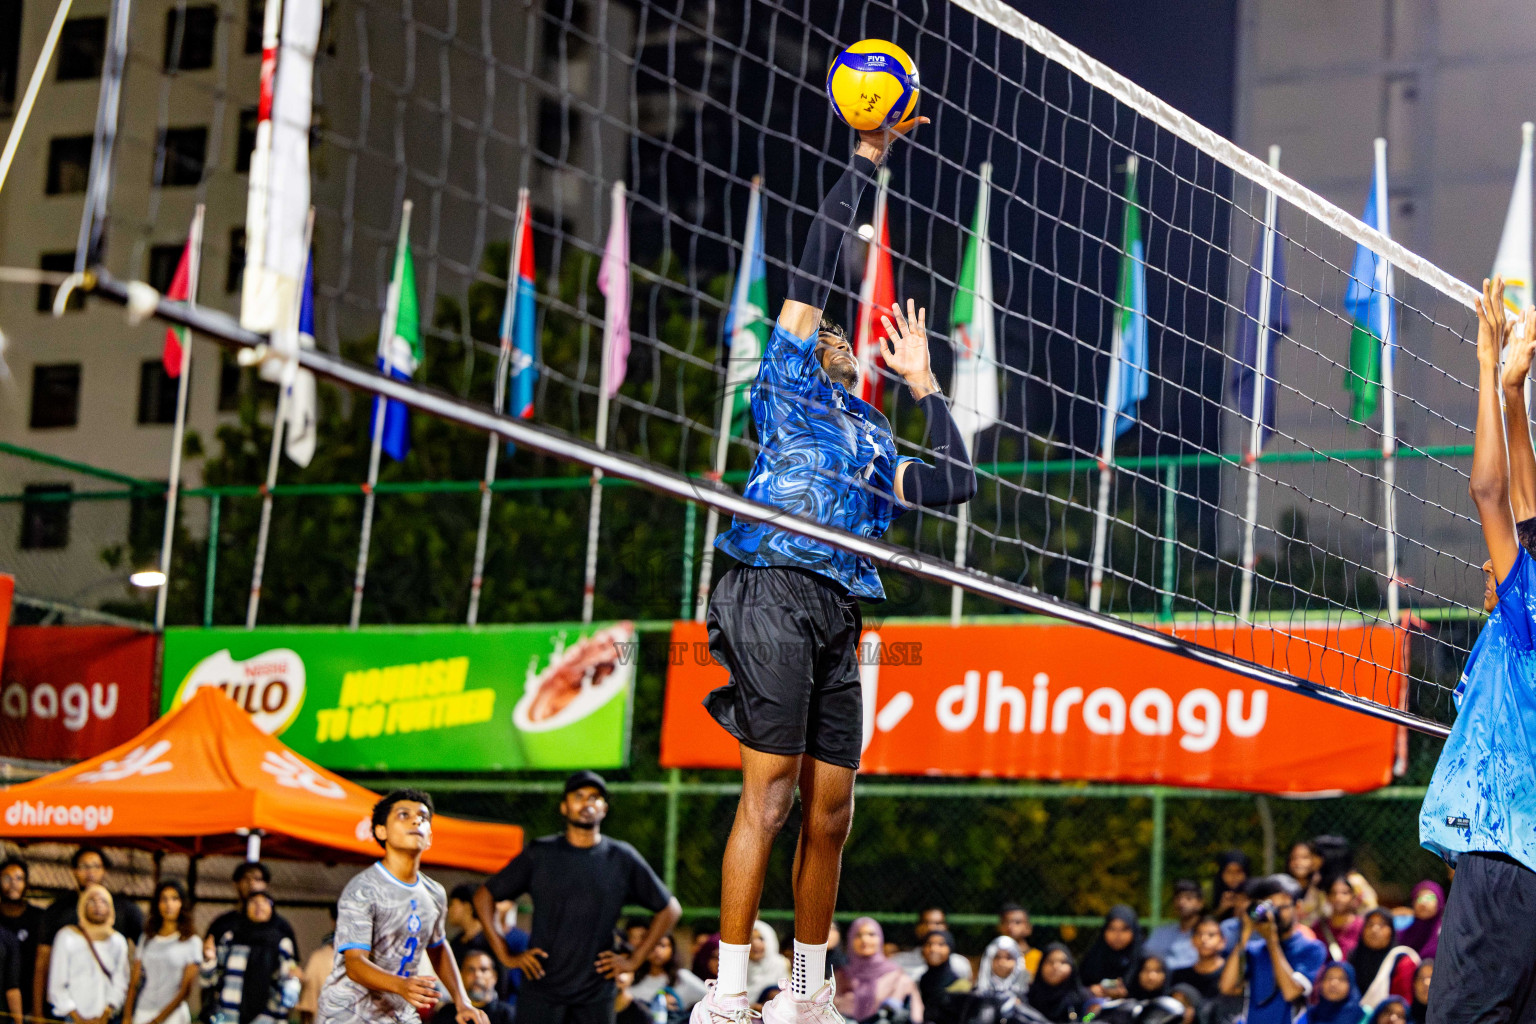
[826,40,920,132]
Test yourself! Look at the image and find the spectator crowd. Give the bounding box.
[0,831,1443,1024]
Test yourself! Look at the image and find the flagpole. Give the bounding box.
[1374,137,1401,626]
[468,189,529,626]
[1237,146,1282,623]
[351,199,412,629]
[695,175,762,622]
[583,181,626,625]
[951,162,993,625]
[247,206,315,630]
[1088,156,1137,613]
[153,204,204,631]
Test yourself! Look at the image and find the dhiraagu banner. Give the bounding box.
[159,623,636,771]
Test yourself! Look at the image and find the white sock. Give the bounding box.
[792,940,827,998]
[717,940,751,997]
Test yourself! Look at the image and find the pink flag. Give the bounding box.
[597,181,631,397]
[163,237,192,377]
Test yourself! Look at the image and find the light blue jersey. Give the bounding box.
[716,322,922,600]
[1420,547,1536,873]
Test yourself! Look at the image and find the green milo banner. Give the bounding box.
[160,623,636,771]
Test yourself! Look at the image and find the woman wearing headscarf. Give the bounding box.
[49,884,130,1024]
[1126,955,1169,1001]
[1299,962,1365,1024]
[1395,883,1443,960]
[1315,875,1365,963]
[1024,944,1087,1023]
[974,936,1028,1000]
[1348,910,1417,1007]
[1079,905,1142,1001]
[201,890,298,1024]
[917,930,969,1024]
[1406,960,1431,1024]
[834,918,923,1023]
[1212,852,1252,922]
[746,921,789,1003]
[1365,996,1409,1024]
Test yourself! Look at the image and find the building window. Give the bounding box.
[235,106,257,172]
[226,227,246,293]
[30,363,81,428]
[19,485,72,550]
[147,244,184,293]
[154,127,207,186]
[0,1,22,111]
[536,98,579,159]
[57,17,106,80]
[128,492,165,553]
[138,360,181,424]
[37,252,83,313]
[46,135,93,194]
[219,351,242,410]
[165,5,218,72]
[244,0,264,54]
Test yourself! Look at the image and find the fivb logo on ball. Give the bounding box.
[172,649,307,735]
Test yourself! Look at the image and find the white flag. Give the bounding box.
[242,0,321,341]
[1493,122,1534,313]
[950,162,999,448]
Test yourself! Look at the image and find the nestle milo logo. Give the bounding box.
[174,648,307,735]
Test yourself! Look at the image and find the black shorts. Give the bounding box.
[516,989,615,1024]
[1428,851,1536,1023]
[704,563,864,769]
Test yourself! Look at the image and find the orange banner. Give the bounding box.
[660,619,1404,794]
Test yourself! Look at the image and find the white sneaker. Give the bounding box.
[763,978,842,1024]
[690,981,759,1024]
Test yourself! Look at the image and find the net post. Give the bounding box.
[679,502,697,621]
[352,201,414,630]
[1147,786,1166,927]
[1374,138,1402,626]
[663,767,681,893]
[1160,464,1177,621]
[155,205,205,631]
[1238,146,1282,623]
[203,493,220,628]
[950,502,970,625]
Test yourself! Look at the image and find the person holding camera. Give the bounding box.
[1217,877,1325,1024]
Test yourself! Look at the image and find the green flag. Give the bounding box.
[724,180,768,435]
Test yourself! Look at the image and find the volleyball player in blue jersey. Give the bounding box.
[692,118,977,1024]
[1419,276,1536,1022]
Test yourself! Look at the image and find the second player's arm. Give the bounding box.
[340,949,439,1011]
[471,883,545,978]
[1472,278,1521,581]
[1502,303,1536,522]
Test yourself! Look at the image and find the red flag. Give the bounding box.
[162,239,192,377]
[855,185,894,409]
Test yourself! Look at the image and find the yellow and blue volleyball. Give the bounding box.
[826,40,920,132]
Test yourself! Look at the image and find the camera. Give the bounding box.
[1249,899,1275,922]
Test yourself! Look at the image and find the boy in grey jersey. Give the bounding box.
[319,789,488,1024]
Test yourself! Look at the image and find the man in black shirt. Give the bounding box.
[0,858,43,1023]
[433,951,516,1024]
[474,771,681,1024]
[33,845,144,1014]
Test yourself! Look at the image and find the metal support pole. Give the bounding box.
[679,503,696,621]
[663,767,681,893]
[74,0,132,271]
[203,493,220,627]
[1160,464,1177,621]
[155,205,205,631]
[1148,786,1166,927]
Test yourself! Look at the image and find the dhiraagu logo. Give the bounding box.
[173,649,307,735]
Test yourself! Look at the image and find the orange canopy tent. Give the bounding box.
[0,688,521,873]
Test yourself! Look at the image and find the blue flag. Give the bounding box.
[1232,225,1291,448]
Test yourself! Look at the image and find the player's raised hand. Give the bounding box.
[881,299,939,399]
[1502,308,1536,390]
[1477,276,1510,368]
[399,975,441,1011]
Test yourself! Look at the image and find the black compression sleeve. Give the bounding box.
[786,155,878,312]
[903,393,978,508]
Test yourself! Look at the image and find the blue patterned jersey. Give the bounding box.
[716,321,922,600]
[1420,546,1536,874]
